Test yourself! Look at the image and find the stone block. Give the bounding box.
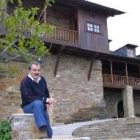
[11,114,46,140]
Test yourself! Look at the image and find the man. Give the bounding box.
[20,61,57,139]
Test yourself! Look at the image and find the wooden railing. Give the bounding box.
[128,77,140,86]
[25,26,78,44]
[103,74,140,87]
[43,27,78,44]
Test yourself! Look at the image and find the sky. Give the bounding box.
[87,0,140,55]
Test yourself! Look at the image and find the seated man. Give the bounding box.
[20,61,57,139]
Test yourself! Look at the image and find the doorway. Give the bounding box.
[117,100,124,118]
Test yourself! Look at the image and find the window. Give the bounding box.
[86,22,100,33]
[87,23,94,32]
[94,24,100,33]
[127,49,134,57]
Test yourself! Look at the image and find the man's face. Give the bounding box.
[29,64,41,80]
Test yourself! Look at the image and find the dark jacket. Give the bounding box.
[20,76,50,109]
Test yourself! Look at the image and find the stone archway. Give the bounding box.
[117,100,124,118]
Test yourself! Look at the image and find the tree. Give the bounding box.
[0,0,55,63]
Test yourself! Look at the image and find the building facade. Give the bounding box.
[0,0,140,123]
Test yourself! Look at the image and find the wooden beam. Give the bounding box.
[88,53,97,81]
[54,45,65,77]
[43,7,47,24]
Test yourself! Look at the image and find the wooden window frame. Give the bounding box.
[127,48,134,57]
[86,21,101,34]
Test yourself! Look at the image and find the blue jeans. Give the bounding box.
[23,100,53,138]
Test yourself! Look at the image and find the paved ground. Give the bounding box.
[52,119,111,138]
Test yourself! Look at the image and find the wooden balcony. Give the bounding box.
[103,74,140,89]
[25,26,78,46]
[43,27,78,45]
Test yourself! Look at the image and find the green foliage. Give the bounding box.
[0,120,11,140]
[0,0,55,63]
[0,0,7,8]
[8,64,19,75]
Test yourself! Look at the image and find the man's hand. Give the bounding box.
[47,97,57,105]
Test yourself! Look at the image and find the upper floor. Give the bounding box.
[7,0,124,54]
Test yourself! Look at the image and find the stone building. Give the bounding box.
[0,0,140,124]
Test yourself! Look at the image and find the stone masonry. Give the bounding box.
[39,55,104,123]
[0,54,104,123]
[11,114,46,140]
[104,89,122,118]
[123,86,134,117]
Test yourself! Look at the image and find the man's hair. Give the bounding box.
[28,61,40,70]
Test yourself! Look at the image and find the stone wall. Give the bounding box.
[0,54,104,123]
[134,92,140,117]
[41,55,104,123]
[0,62,26,120]
[104,88,123,118]
[47,5,70,29]
[7,0,71,29]
[104,88,139,118]
[73,117,140,140]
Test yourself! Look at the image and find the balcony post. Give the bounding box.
[125,63,128,84]
[110,60,113,83]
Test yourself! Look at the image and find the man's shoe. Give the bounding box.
[39,126,46,131]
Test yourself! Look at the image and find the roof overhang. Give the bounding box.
[56,0,125,17]
[97,52,140,64]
